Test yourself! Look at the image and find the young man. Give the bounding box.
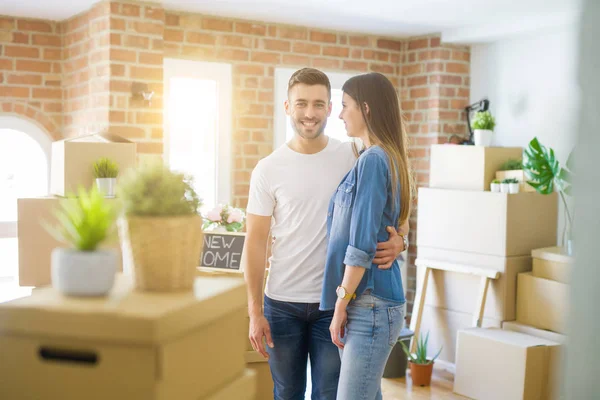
[242,68,407,400]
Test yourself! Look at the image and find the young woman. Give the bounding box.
[320,72,414,400]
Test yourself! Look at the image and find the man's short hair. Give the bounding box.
[287,67,332,100]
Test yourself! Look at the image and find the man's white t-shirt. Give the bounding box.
[246,137,357,303]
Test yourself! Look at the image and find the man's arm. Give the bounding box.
[242,213,274,359]
[373,219,409,269]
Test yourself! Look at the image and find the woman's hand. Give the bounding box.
[330,303,348,350]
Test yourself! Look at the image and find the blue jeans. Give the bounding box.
[264,295,341,400]
[337,293,405,400]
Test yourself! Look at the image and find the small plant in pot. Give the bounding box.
[400,331,442,387]
[202,204,246,233]
[45,186,119,296]
[93,157,119,198]
[490,179,501,193]
[117,160,204,292]
[503,178,520,194]
[471,110,496,146]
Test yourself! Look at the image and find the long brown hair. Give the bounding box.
[342,72,414,225]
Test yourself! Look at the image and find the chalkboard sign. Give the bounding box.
[200,232,246,270]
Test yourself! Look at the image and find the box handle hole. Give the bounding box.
[39,346,99,365]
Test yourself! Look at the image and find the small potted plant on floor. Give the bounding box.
[93,157,119,198]
[203,204,246,233]
[117,160,204,291]
[504,177,520,193]
[490,179,501,193]
[45,186,119,296]
[471,110,496,146]
[400,331,442,387]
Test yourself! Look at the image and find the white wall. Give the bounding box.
[470,24,580,244]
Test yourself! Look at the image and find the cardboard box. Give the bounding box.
[416,247,532,320]
[51,132,136,197]
[454,328,560,400]
[417,188,558,257]
[416,304,501,364]
[205,369,257,400]
[517,272,569,334]
[245,351,274,400]
[429,144,523,191]
[0,274,248,400]
[18,197,124,287]
[532,246,574,284]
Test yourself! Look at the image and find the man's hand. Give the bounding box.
[374,219,409,269]
[249,315,274,359]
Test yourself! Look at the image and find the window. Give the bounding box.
[273,68,358,149]
[163,59,232,209]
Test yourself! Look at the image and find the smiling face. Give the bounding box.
[339,92,368,139]
[285,83,332,140]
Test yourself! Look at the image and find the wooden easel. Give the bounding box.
[409,258,500,353]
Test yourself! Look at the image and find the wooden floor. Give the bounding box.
[380,366,468,400]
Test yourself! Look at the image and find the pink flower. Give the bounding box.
[206,206,223,222]
[227,208,244,224]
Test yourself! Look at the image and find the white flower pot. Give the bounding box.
[473,129,493,146]
[490,183,500,193]
[51,248,117,296]
[500,183,510,193]
[508,183,520,194]
[96,177,116,198]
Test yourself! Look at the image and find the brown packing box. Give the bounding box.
[503,321,567,400]
[416,247,532,320]
[417,187,558,257]
[454,328,560,400]
[516,272,569,334]
[50,132,137,197]
[532,246,574,284]
[245,351,274,400]
[0,274,248,400]
[429,144,523,191]
[18,197,124,287]
[205,369,257,400]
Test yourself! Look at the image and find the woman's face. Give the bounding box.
[339,92,367,138]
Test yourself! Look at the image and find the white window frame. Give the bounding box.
[163,58,232,206]
[273,68,357,149]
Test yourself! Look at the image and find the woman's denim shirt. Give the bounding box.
[320,145,405,311]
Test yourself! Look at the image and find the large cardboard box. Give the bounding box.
[503,321,567,400]
[532,246,574,284]
[206,369,257,400]
[416,247,532,320]
[17,197,123,287]
[517,272,569,334]
[429,144,523,191]
[0,274,248,400]
[454,328,560,400]
[245,351,274,400]
[51,132,136,197]
[417,188,558,257]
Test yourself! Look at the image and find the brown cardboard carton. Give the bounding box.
[50,132,136,197]
[532,246,574,284]
[17,196,123,287]
[0,274,248,400]
[429,144,523,191]
[245,351,274,400]
[417,187,558,257]
[205,369,257,400]
[516,272,569,334]
[454,328,560,400]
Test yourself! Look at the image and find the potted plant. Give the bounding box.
[496,159,535,192]
[203,204,246,233]
[500,179,510,193]
[471,110,496,146]
[523,137,575,255]
[490,179,501,193]
[400,331,442,387]
[93,157,119,198]
[45,186,119,296]
[504,178,520,194]
[117,161,204,291]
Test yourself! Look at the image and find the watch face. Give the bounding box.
[336,286,346,298]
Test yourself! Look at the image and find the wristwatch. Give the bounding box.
[336,285,356,301]
[400,234,409,252]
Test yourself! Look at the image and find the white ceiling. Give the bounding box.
[0,0,582,40]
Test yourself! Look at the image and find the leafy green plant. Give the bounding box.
[492,179,500,184]
[93,157,119,178]
[498,159,523,171]
[471,111,496,131]
[400,331,442,365]
[117,160,202,216]
[202,204,246,232]
[502,178,519,184]
[45,186,118,251]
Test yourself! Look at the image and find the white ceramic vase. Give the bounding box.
[500,183,509,193]
[96,177,116,198]
[490,183,500,193]
[508,183,520,194]
[473,129,493,146]
[51,248,117,296]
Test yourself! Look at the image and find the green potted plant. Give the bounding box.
[495,159,535,192]
[202,204,246,233]
[45,186,119,296]
[490,179,501,193]
[523,137,575,254]
[471,110,496,146]
[503,177,520,194]
[93,157,119,198]
[400,331,442,387]
[117,160,204,291]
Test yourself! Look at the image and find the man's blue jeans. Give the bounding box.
[264,295,340,400]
